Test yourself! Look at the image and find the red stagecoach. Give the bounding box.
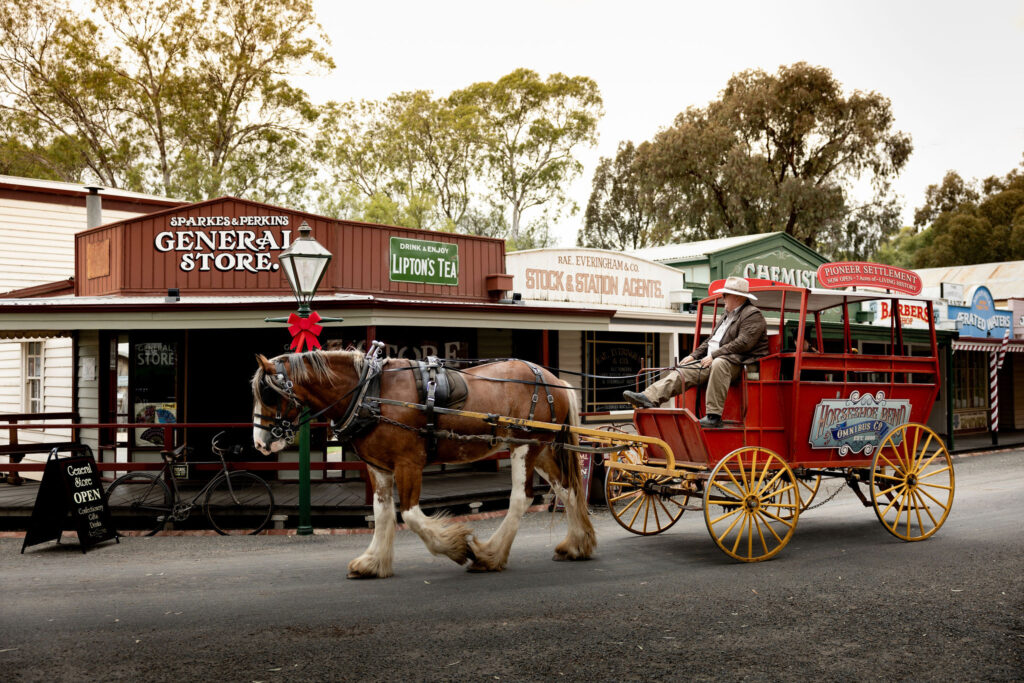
[599,279,955,562]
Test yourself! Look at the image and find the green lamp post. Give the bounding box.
[273,220,335,535]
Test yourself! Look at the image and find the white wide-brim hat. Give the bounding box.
[718,276,758,301]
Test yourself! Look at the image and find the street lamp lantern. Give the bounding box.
[278,220,332,315]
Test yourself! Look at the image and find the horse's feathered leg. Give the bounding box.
[466,445,532,572]
[396,462,474,566]
[534,447,597,561]
[347,466,396,579]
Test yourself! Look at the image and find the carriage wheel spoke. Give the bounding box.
[754,469,786,497]
[912,489,939,527]
[877,481,905,498]
[724,468,747,496]
[615,490,644,514]
[910,489,926,531]
[877,449,903,473]
[917,486,951,508]
[917,465,952,480]
[609,488,642,504]
[627,494,645,527]
[880,485,907,517]
[736,456,749,493]
[918,481,953,491]
[751,514,770,555]
[710,506,742,525]
[731,514,750,555]
[654,495,675,520]
[757,512,785,545]
[711,479,744,501]
[758,508,796,530]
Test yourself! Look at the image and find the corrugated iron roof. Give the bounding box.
[0,174,182,204]
[627,234,772,263]
[916,260,1024,301]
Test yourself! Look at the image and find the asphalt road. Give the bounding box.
[2,449,1022,682]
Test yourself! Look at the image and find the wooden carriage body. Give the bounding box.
[634,285,941,470]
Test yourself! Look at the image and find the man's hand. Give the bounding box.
[680,355,694,366]
[700,355,714,368]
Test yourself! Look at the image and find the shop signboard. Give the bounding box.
[155,214,292,273]
[21,447,116,553]
[816,262,923,295]
[1010,299,1024,339]
[863,299,933,329]
[736,251,819,288]
[507,249,684,309]
[389,236,459,286]
[808,390,911,457]
[946,286,1011,338]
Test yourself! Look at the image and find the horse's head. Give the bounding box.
[251,351,362,454]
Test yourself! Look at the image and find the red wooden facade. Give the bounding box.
[75,196,509,300]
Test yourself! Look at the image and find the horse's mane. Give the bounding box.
[251,350,364,404]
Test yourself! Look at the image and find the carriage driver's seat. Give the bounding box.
[688,333,778,423]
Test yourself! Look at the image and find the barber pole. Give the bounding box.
[990,330,1011,433]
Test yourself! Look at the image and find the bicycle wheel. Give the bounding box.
[204,471,274,535]
[104,473,172,537]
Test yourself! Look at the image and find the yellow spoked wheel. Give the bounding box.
[605,447,690,536]
[870,423,954,541]
[703,447,799,562]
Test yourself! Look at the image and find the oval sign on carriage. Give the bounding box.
[816,262,922,295]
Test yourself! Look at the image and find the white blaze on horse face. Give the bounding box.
[253,399,269,454]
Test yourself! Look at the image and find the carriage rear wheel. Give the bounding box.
[703,447,799,562]
[870,423,954,541]
[605,447,690,536]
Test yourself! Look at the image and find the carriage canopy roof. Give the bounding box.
[704,285,936,314]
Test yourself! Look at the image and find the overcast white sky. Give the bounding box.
[299,0,1024,247]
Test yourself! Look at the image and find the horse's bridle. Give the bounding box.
[253,359,300,444]
[253,344,387,446]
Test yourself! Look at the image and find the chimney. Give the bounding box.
[85,186,103,229]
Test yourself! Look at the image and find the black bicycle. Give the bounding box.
[103,432,275,536]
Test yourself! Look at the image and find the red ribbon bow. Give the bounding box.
[288,312,323,352]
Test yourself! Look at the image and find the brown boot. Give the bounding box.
[6,472,24,486]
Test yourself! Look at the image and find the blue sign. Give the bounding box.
[947,286,1011,338]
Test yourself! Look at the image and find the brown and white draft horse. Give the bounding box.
[251,350,596,578]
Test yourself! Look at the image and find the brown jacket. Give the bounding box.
[692,301,769,365]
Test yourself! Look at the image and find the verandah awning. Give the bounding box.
[952,340,1024,353]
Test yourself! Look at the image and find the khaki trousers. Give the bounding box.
[643,357,742,415]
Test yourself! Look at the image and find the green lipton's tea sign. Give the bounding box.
[389,237,459,286]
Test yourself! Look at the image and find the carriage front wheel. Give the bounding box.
[703,447,800,562]
[605,447,690,535]
[870,423,954,541]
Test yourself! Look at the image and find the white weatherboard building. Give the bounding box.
[0,176,181,478]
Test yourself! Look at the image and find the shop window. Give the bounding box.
[132,339,180,447]
[23,341,42,413]
[952,351,988,411]
[584,332,657,412]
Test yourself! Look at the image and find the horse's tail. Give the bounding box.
[556,378,583,495]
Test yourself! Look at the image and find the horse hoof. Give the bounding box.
[347,571,379,580]
[552,552,590,562]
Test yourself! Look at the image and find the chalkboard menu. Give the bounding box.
[21,447,118,553]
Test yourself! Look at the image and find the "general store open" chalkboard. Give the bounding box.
[21,447,117,553]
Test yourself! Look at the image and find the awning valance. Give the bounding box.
[952,340,1024,353]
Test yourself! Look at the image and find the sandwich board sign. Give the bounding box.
[21,447,117,554]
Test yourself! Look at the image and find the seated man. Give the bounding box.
[623,276,769,427]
